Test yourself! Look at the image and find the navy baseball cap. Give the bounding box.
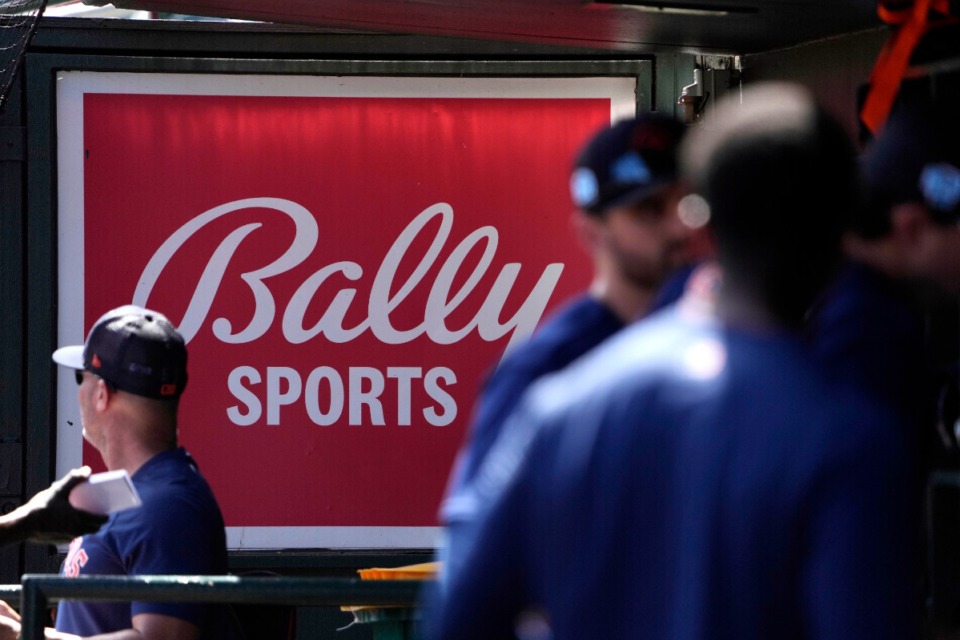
[569,113,686,215]
[862,100,960,226]
[52,305,188,399]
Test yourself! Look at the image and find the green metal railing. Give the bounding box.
[13,574,426,640]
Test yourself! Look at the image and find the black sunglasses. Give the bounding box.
[75,369,115,391]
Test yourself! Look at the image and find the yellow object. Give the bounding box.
[357,561,439,581]
[341,561,440,613]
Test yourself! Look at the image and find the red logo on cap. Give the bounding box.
[159,384,177,397]
[632,123,678,152]
[91,354,102,368]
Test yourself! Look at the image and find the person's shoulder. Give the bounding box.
[580,303,703,374]
[521,306,709,421]
[817,261,920,326]
[475,309,720,504]
[515,295,622,352]
[492,294,623,374]
[135,450,223,511]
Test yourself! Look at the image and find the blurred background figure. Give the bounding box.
[813,96,960,637]
[423,82,919,640]
[810,97,960,467]
[436,112,695,583]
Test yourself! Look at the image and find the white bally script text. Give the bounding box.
[132,198,566,427]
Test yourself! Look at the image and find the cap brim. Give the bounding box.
[599,179,674,214]
[52,345,85,370]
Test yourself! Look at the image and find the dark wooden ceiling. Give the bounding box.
[98,0,886,55]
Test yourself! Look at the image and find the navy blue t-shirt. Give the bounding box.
[426,305,919,640]
[442,294,624,508]
[808,260,928,426]
[56,448,228,637]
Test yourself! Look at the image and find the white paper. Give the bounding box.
[68,470,142,514]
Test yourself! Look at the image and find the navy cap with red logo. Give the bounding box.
[52,305,188,399]
[569,112,686,216]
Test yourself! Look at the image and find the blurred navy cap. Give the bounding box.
[570,113,686,215]
[863,100,960,225]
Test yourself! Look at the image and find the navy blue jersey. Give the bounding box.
[809,260,928,425]
[426,305,919,640]
[442,294,624,509]
[56,448,228,637]
[808,258,937,491]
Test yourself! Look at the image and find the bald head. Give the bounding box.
[681,83,858,323]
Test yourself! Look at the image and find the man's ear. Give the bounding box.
[94,378,113,412]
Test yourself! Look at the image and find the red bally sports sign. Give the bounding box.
[55,73,637,548]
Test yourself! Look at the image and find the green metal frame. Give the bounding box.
[16,574,426,640]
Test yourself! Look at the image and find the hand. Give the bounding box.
[0,600,20,640]
[16,467,109,543]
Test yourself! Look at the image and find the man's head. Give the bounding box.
[569,113,694,314]
[680,82,858,324]
[855,99,960,293]
[53,305,188,400]
[571,113,687,217]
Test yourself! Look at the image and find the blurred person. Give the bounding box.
[0,305,231,640]
[438,113,695,575]
[807,99,960,635]
[423,82,918,640]
[626,93,956,635]
[810,98,960,463]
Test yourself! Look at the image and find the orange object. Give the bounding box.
[341,561,440,613]
[357,561,440,581]
[861,0,957,134]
